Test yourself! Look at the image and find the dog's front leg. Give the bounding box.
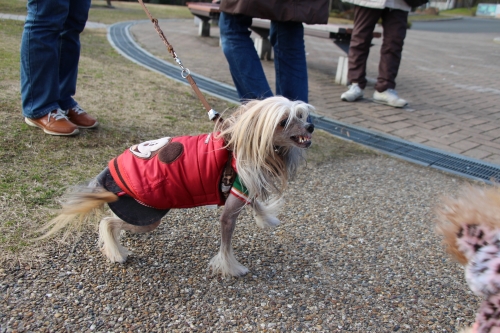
[252,199,282,229]
[209,194,249,277]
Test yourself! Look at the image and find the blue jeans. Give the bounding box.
[20,0,91,119]
[219,12,308,103]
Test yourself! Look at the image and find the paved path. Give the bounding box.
[130,18,500,166]
[411,16,500,33]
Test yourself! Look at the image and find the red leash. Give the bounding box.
[137,0,220,122]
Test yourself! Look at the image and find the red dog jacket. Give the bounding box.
[108,134,230,210]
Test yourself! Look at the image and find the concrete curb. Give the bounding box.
[409,15,464,23]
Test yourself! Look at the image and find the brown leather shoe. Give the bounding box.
[65,104,98,128]
[25,109,79,136]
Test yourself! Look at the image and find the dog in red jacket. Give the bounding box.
[38,96,315,277]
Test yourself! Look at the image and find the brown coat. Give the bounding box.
[219,0,330,25]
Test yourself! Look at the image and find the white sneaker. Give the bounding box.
[373,89,408,108]
[341,83,364,102]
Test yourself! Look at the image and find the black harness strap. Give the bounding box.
[220,151,236,199]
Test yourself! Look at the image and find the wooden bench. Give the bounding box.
[186,2,221,37]
[186,2,381,85]
[249,19,382,85]
[250,18,357,58]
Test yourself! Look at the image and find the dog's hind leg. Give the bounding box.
[209,194,249,277]
[98,216,130,263]
[99,217,162,263]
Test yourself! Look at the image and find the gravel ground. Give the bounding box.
[0,154,480,332]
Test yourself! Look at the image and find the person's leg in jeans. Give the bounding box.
[20,0,70,118]
[58,0,91,110]
[375,8,408,93]
[347,6,382,90]
[270,21,308,103]
[219,12,273,101]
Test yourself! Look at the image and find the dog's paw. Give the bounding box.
[209,252,249,277]
[266,217,281,228]
[100,245,130,264]
[226,264,249,277]
[255,215,281,229]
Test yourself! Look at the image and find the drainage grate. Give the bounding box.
[313,116,500,184]
[108,21,500,184]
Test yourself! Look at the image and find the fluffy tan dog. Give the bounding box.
[435,185,500,333]
[38,96,315,277]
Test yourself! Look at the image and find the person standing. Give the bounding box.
[218,0,330,104]
[340,0,410,108]
[21,0,98,136]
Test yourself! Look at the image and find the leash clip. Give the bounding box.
[208,109,220,121]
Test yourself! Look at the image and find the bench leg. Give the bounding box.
[253,37,273,61]
[198,20,211,37]
[335,56,349,86]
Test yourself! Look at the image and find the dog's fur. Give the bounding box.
[435,185,500,332]
[37,96,315,277]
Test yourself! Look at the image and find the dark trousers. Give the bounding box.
[347,5,408,92]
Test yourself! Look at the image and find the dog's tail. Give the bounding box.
[36,185,118,241]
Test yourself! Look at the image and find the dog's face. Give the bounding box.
[274,114,314,149]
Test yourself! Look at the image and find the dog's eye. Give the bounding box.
[297,114,303,119]
[279,119,288,127]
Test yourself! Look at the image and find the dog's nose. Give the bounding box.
[305,123,314,133]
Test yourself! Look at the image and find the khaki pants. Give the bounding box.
[347,6,408,92]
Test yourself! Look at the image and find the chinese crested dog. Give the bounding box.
[38,96,315,277]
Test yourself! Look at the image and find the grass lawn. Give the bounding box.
[0,0,27,15]
[88,0,193,24]
[0,9,372,267]
[441,7,477,16]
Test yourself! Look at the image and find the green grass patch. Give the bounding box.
[0,19,23,82]
[0,0,27,15]
[441,7,477,16]
[88,0,193,24]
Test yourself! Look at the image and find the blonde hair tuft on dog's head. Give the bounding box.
[215,96,314,203]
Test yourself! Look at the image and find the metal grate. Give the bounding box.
[108,21,500,184]
[313,116,500,183]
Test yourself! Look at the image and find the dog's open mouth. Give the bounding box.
[291,135,312,147]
